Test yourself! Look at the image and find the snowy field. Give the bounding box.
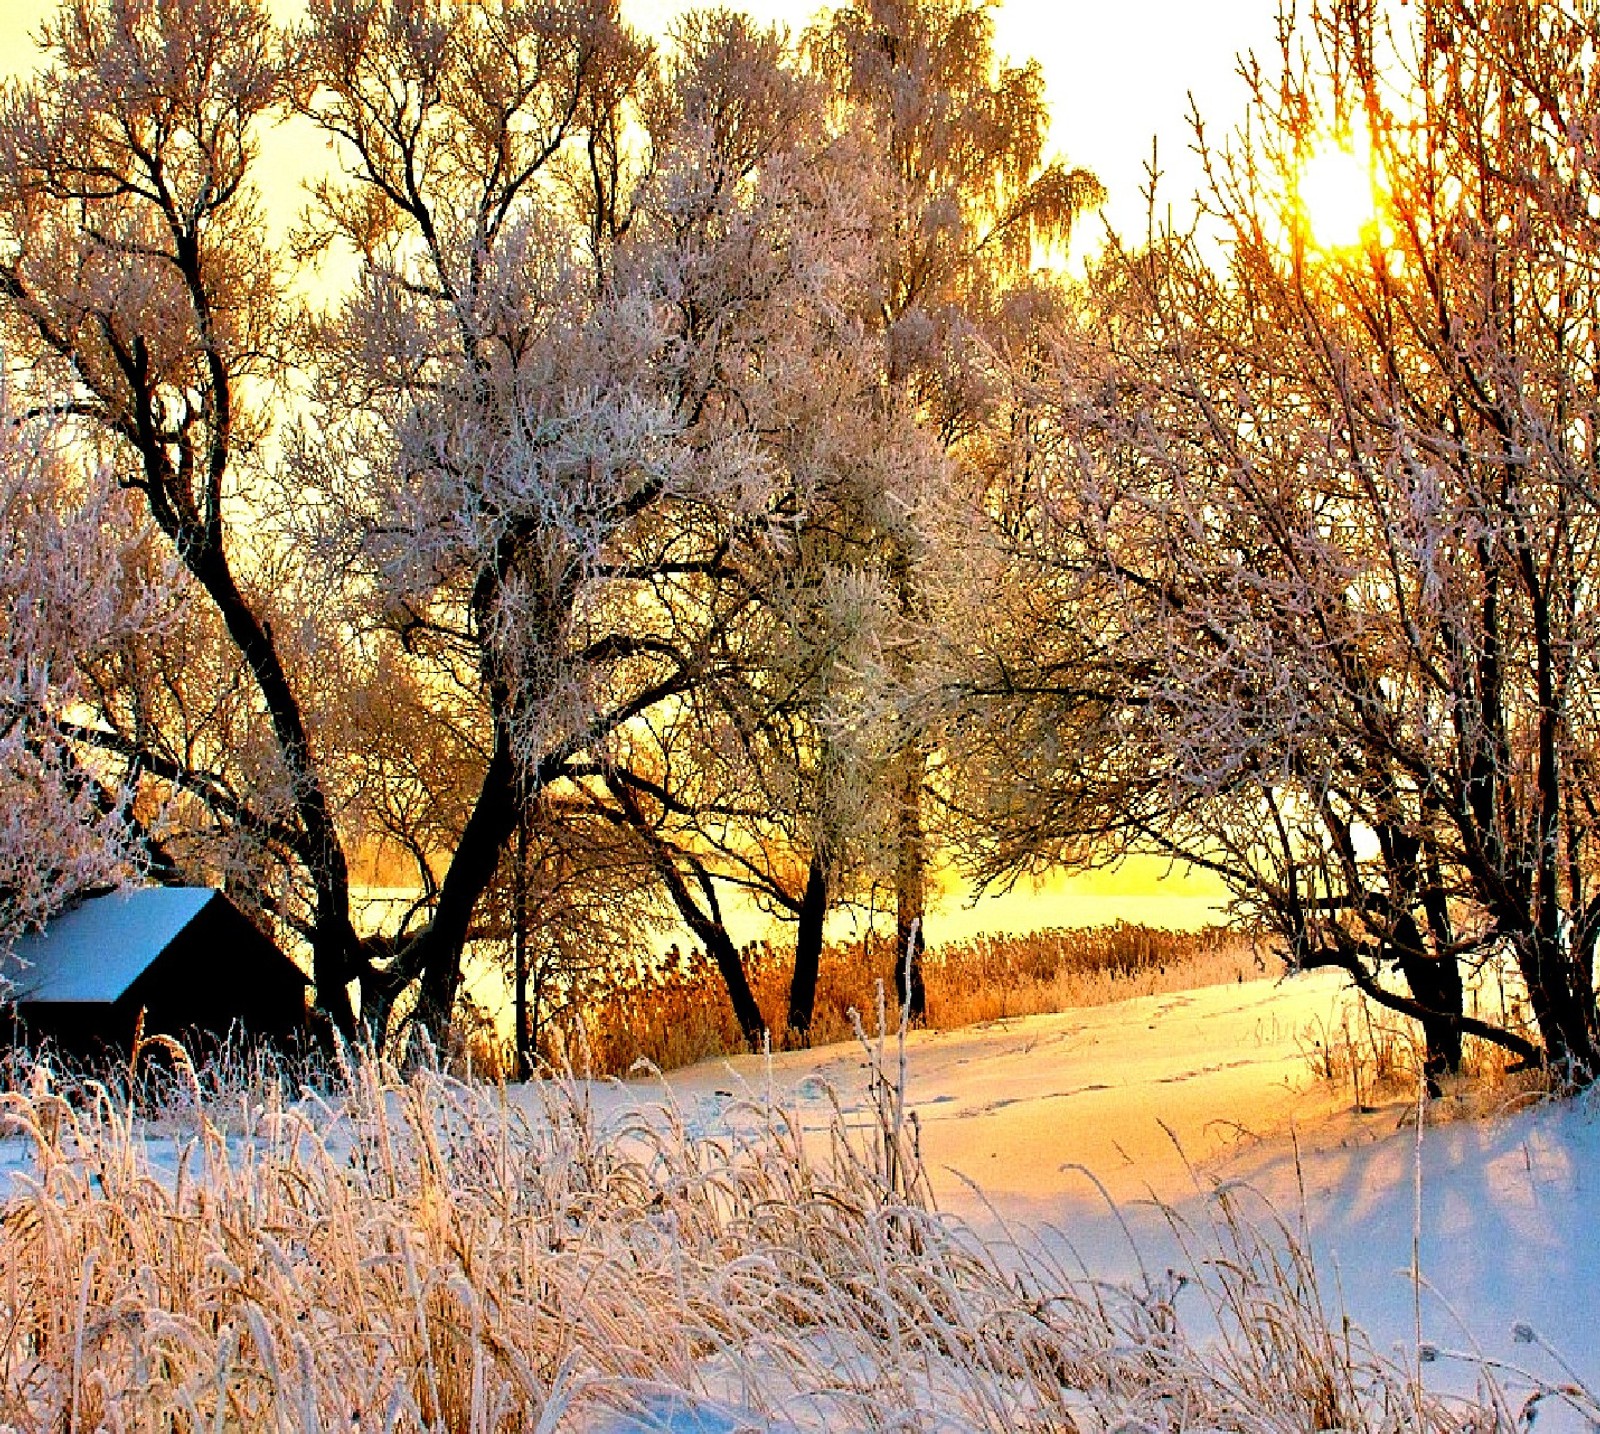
[580,970,1600,1424]
[3,969,1596,1431]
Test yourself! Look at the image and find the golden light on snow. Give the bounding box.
[1296,133,1383,252]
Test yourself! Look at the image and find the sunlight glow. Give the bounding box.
[1296,134,1383,252]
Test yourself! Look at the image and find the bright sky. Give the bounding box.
[0,0,1258,930]
[624,0,1287,259]
[0,0,1283,245]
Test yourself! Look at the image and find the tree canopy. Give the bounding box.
[5,0,1600,1087]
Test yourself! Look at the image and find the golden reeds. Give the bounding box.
[546,925,1261,1077]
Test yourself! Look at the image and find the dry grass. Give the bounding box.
[922,925,1262,1028]
[549,925,1262,1078]
[0,1021,1577,1431]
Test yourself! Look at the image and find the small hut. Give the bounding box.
[2,887,308,1054]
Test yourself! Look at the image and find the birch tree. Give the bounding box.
[810,0,1101,1017]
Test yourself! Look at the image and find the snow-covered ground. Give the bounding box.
[4,969,1594,1431]
[584,969,1600,1416]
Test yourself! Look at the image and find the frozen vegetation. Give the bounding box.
[1,972,1595,1430]
[3,0,1600,1422]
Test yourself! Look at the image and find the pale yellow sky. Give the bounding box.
[621,0,1285,255]
[0,0,1250,929]
[0,0,1282,245]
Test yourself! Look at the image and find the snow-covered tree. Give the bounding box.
[537,15,947,1041]
[988,0,1600,1084]
[292,1,899,1043]
[0,397,172,957]
[809,0,1101,1017]
[0,0,394,1029]
[582,325,927,1041]
[0,0,952,1048]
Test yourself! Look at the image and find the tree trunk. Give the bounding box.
[1524,556,1599,1080]
[788,850,827,1041]
[409,720,522,1039]
[887,530,929,1024]
[601,774,766,1048]
[649,848,767,1047]
[513,809,530,1080]
[187,545,364,1036]
[1302,946,1542,1071]
[705,921,766,1050]
[895,746,928,1022]
[1387,910,1464,1095]
[1517,929,1599,1082]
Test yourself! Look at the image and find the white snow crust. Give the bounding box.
[4,967,1593,1430]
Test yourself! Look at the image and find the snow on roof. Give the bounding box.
[3,887,218,1005]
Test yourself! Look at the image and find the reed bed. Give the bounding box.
[556,925,1261,1077]
[922,925,1259,1029]
[0,1025,1547,1432]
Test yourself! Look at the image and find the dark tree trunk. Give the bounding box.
[1523,552,1599,1080]
[704,920,766,1050]
[513,808,531,1080]
[185,548,364,1037]
[600,774,766,1049]
[1302,946,1542,1071]
[650,855,766,1048]
[895,749,927,1022]
[1387,910,1464,1095]
[1516,928,1599,1083]
[408,722,522,1038]
[788,851,828,1040]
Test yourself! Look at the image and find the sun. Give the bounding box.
[1296,136,1383,252]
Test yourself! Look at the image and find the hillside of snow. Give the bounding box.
[589,970,1600,1415]
[3,968,1594,1431]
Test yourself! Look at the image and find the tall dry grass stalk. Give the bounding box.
[0,1026,1547,1432]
